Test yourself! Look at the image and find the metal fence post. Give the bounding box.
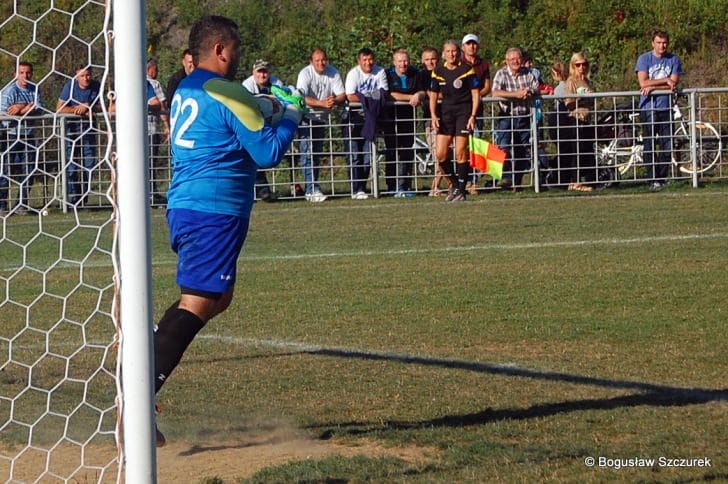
[531,106,540,193]
[688,91,699,188]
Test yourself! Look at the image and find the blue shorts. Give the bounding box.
[166,208,250,294]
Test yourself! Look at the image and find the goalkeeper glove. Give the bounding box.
[271,85,309,115]
[281,104,305,125]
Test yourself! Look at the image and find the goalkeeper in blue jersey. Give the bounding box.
[152,15,305,446]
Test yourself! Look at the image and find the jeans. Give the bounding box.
[640,109,672,181]
[343,118,372,193]
[382,112,415,192]
[298,120,326,194]
[495,114,531,186]
[64,122,97,205]
[0,138,34,209]
[148,132,167,204]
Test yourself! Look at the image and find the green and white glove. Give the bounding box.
[281,103,305,125]
[271,85,309,115]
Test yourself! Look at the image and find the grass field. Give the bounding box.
[3,183,728,482]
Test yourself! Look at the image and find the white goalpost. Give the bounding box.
[0,1,154,482]
[114,0,157,482]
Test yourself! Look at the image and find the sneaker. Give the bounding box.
[351,191,369,200]
[567,183,593,192]
[154,403,166,447]
[498,178,513,189]
[650,181,665,192]
[447,188,466,202]
[292,184,305,197]
[155,424,166,448]
[394,189,414,198]
[305,190,328,203]
[258,187,275,202]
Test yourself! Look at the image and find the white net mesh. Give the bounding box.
[0,1,121,482]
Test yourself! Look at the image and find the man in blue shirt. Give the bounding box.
[383,49,426,196]
[1,61,42,215]
[636,30,683,191]
[153,15,305,447]
[56,65,102,206]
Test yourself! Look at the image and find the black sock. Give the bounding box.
[439,161,457,188]
[153,302,206,393]
[456,162,469,192]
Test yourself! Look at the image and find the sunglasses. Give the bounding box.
[575,62,589,67]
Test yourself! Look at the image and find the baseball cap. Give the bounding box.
[253,59,270,71]
[462,34,480,45]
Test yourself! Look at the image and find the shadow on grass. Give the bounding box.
[296,346,727,437]
[312,391,723,439]
[178,434,290,456]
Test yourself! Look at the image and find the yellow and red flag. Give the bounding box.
[469,135,506,181]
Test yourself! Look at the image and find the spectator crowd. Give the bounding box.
[0,29,685,215]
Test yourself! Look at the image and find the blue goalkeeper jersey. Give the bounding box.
[168,68,297,218]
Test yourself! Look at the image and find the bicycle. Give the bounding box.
[670,99,722,174]
[373,135,435,175]
[413,135,435,175]
[594,109,643,184]
[596,96,722,183]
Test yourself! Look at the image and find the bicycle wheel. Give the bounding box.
[675,121,722,174]
[595,139,636,186]
[416,151,433,175]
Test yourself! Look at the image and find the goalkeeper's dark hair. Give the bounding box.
[188,15,240,65]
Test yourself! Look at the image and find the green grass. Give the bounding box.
[3,183,728,482]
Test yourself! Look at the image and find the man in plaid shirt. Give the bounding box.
[492,47,539,189]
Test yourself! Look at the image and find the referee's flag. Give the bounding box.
[469,135,506,181]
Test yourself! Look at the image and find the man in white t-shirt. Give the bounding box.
[296,48,346,202]
[343,48,388,199]
[242,59,285,94]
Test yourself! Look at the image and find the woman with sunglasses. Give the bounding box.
[563,52,597,192]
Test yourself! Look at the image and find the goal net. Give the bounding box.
[1,1,152,482]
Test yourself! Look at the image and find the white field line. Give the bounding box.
[250,189,728,214]
[2,231,727,273]
[7,328,725,398]
[238,232,728,261]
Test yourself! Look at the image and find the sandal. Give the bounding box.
[568,183,593,192]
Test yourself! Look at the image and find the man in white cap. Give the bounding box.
[242,59,286,201]
[461,34,491,99]
[461,34,491,192]
[242,59,284,94]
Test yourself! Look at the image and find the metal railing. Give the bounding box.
[1,88,726,211]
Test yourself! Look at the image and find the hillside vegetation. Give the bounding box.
[146,0,728,91]
[1,0,727,98]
